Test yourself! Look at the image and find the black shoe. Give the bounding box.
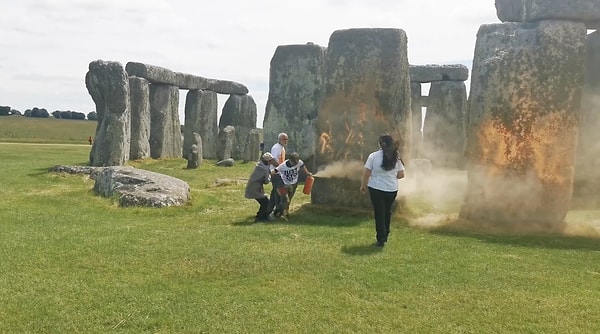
[372,241,385,247]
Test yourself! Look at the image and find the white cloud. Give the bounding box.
[0,0,498,125]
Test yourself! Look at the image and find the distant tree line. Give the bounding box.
[0,105,97,120]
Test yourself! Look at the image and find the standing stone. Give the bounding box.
[410,82,423,159]
[422,81,467,169]
[263,43,326,170]
[460,21,586,226]
[186,132,203,169]
[313,28,412,209]
[575,30,600,201]
[495,0,600,29]
[183,90,218,159]
[85,60,130,166]
[219,94,257,160]
[243,129,261,162]
[217,125,236,160]
[149,84,182,159]
[129,76,151,160]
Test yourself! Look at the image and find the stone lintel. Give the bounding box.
[496,0,600,29]
[409,64,469,83]
[125,61,249,94]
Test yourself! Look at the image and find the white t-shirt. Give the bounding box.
[270,143,285,171]
[276,159,305,185]
[364,149,404,192]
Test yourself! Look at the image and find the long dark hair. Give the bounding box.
[379,134,399,171]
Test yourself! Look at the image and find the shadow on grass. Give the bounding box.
[230,204,369,227]
[341,243,384,255]
[428,219,600,251]
[282,204,369,227]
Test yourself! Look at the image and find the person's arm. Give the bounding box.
[360,168,371,194]
[302,165,312,176]
[397,159,405,179]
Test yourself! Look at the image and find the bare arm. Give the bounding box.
[397,169,405,179]
[302,165,312,176]
[360,168,371,194]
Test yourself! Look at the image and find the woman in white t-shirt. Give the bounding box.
[273,152,312,220]
[360,134,405,247]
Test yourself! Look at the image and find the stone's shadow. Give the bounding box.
[341,244,384,255]
[429,223,600,251]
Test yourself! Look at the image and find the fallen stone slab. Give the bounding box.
[496,0,600,29]
[50,165,191,208]
[409,64,469,83]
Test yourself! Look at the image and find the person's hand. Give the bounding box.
[360,185,366,194]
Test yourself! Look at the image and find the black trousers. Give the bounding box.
[255,197,270,219]
[267,174,283,214]
[368,187,398,243]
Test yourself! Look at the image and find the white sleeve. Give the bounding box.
[271,144,282,161]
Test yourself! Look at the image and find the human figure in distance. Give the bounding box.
[273,152,312,220]
[245,152,278,222]
[88,136,93,145]
[360,134,405,247]
[267,132,288,216]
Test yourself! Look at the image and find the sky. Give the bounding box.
[0,0,499,127]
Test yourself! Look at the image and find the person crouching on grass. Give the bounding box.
[245,152,278,222]
[273,152,313,221]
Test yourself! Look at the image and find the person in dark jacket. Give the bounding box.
[245,152,277,222]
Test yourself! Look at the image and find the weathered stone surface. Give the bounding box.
[183,90,218,160]
[217,125,235,160]
[49,165,105,177]
[149,84,182,159]
[263,43,326,170]
[215,158,235,167]
[93,166,190,207]
[313,28,411,210]
[186,132,202,169]
[243,129,261,162]
[496,0,600,29]
[409,64,469,83]
[125,62,249,94]
[129,76,151,160]
[315,28,412,168]
[49,165,190,207]
[460,21,586,226]
[575,30,600,200]
[219,94,257,160]
[422,81,467,169]
[85,60,130,166]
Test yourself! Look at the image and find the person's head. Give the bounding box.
[378,134,400,171]
[379,134,394,150]
[278,133,289,146]
[261,152,274,165]
[288,152,300,166]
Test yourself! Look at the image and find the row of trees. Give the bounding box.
[0,106,97,120]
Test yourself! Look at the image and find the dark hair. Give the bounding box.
[286,152,300,166]
[379,134,399,171]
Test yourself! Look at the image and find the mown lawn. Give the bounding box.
[1,141,600,333]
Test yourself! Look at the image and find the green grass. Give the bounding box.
[0,115,97,144]
[1,119,600,332]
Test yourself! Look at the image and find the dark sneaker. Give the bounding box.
[371,241,385,247]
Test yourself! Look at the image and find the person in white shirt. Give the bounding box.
[273,152,312,220]
[360,134,405,247]
[267,133,288,215]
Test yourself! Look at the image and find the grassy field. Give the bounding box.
[1,118,600,332]
[0,115,97,144]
